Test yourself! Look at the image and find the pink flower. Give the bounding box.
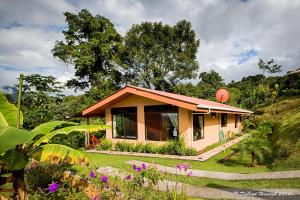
[125,175,132,180]
[187,171,193,177]
[176,163,191,172]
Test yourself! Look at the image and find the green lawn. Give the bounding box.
[77,144,270,175]
[73,147,300,189]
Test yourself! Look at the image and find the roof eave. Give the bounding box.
[197,104,253,114]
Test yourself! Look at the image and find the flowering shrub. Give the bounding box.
[25,161,71,192]
[29,162,192,200]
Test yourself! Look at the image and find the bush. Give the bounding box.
[25,161,71,192]
[158,144,169,154]
[167,137,186,156]
[184,147,197,156]
[113,136,197,156]
[133,143,144,153]
[96,138,112,150]
[114,141,135,152]
[142,143,159,154]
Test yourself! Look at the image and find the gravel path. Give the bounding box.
[96,166,300,200]
[126,160,300,180]
[87,134,248,162]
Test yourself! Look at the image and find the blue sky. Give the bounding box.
[0,0,299,94]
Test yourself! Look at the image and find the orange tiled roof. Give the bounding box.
[79,85,252,117]
[127,85,252,113]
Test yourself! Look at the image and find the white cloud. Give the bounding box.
[0,0,300,90]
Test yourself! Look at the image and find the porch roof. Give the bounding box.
[77,85,253,117]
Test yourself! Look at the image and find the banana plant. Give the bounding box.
[0,92,109,200]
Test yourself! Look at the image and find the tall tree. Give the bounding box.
[52,9,123,99]
[122,20,200,91]
[258,58,282,75]
[196,70,225,100]
[21,74,64,129]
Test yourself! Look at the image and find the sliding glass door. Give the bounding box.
[145,105,178,141]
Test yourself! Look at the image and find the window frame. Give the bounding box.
[111,107,138,140]
[193,114,205,141]
[221,113,228,127]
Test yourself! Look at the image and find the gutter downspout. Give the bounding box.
[193,108,211,115]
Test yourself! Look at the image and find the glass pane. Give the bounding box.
[193,114,204,141]
[145,112,161,141]
[112,107,137,139]
[221,113,227,127]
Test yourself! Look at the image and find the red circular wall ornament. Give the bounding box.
[216,88,229,103]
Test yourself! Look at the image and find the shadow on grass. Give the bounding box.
[205,183,300,200]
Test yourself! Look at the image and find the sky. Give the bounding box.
[0,0,299,95]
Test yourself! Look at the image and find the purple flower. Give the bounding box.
[89,171,96,179]
[125,175,132,180]
[187,171,193,177]
[136,167,142,173]
[133,164,137,170]
[48,182,59,193]
[141,163,147,170]
[101,175,108,183]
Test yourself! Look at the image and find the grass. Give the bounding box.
[256,95,300,170]
[197,140,231,154]
[73,152,300,189]
[76,143,270,175]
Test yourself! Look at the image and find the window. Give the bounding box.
[235,114,240,128]
[145,105,178,141]
[221,113,227,127]
[193,114,204,141]
[112,107,137,139]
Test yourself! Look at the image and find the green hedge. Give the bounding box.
[112,136,197,156]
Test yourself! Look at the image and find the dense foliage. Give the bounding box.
[106,137,197,156]
[28,161,190,200]
[52,9,123,100]
[121,20,199,91]
[0,92,109,199]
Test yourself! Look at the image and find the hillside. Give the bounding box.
[256,96,300,170]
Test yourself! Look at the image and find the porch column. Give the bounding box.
[105,108,112,139]
[179,108,192,147]
[137,104,146,141]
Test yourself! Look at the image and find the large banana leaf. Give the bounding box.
[0,127,39,154]
[0,92,23,127]
[0,112,8,129]
[31,121,78,135]
[30,144,88,165]
[35,124,110,145]
[1,150,28,170]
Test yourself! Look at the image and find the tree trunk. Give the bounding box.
[12,169,27,200]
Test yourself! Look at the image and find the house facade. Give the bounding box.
[78,85,252,151]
